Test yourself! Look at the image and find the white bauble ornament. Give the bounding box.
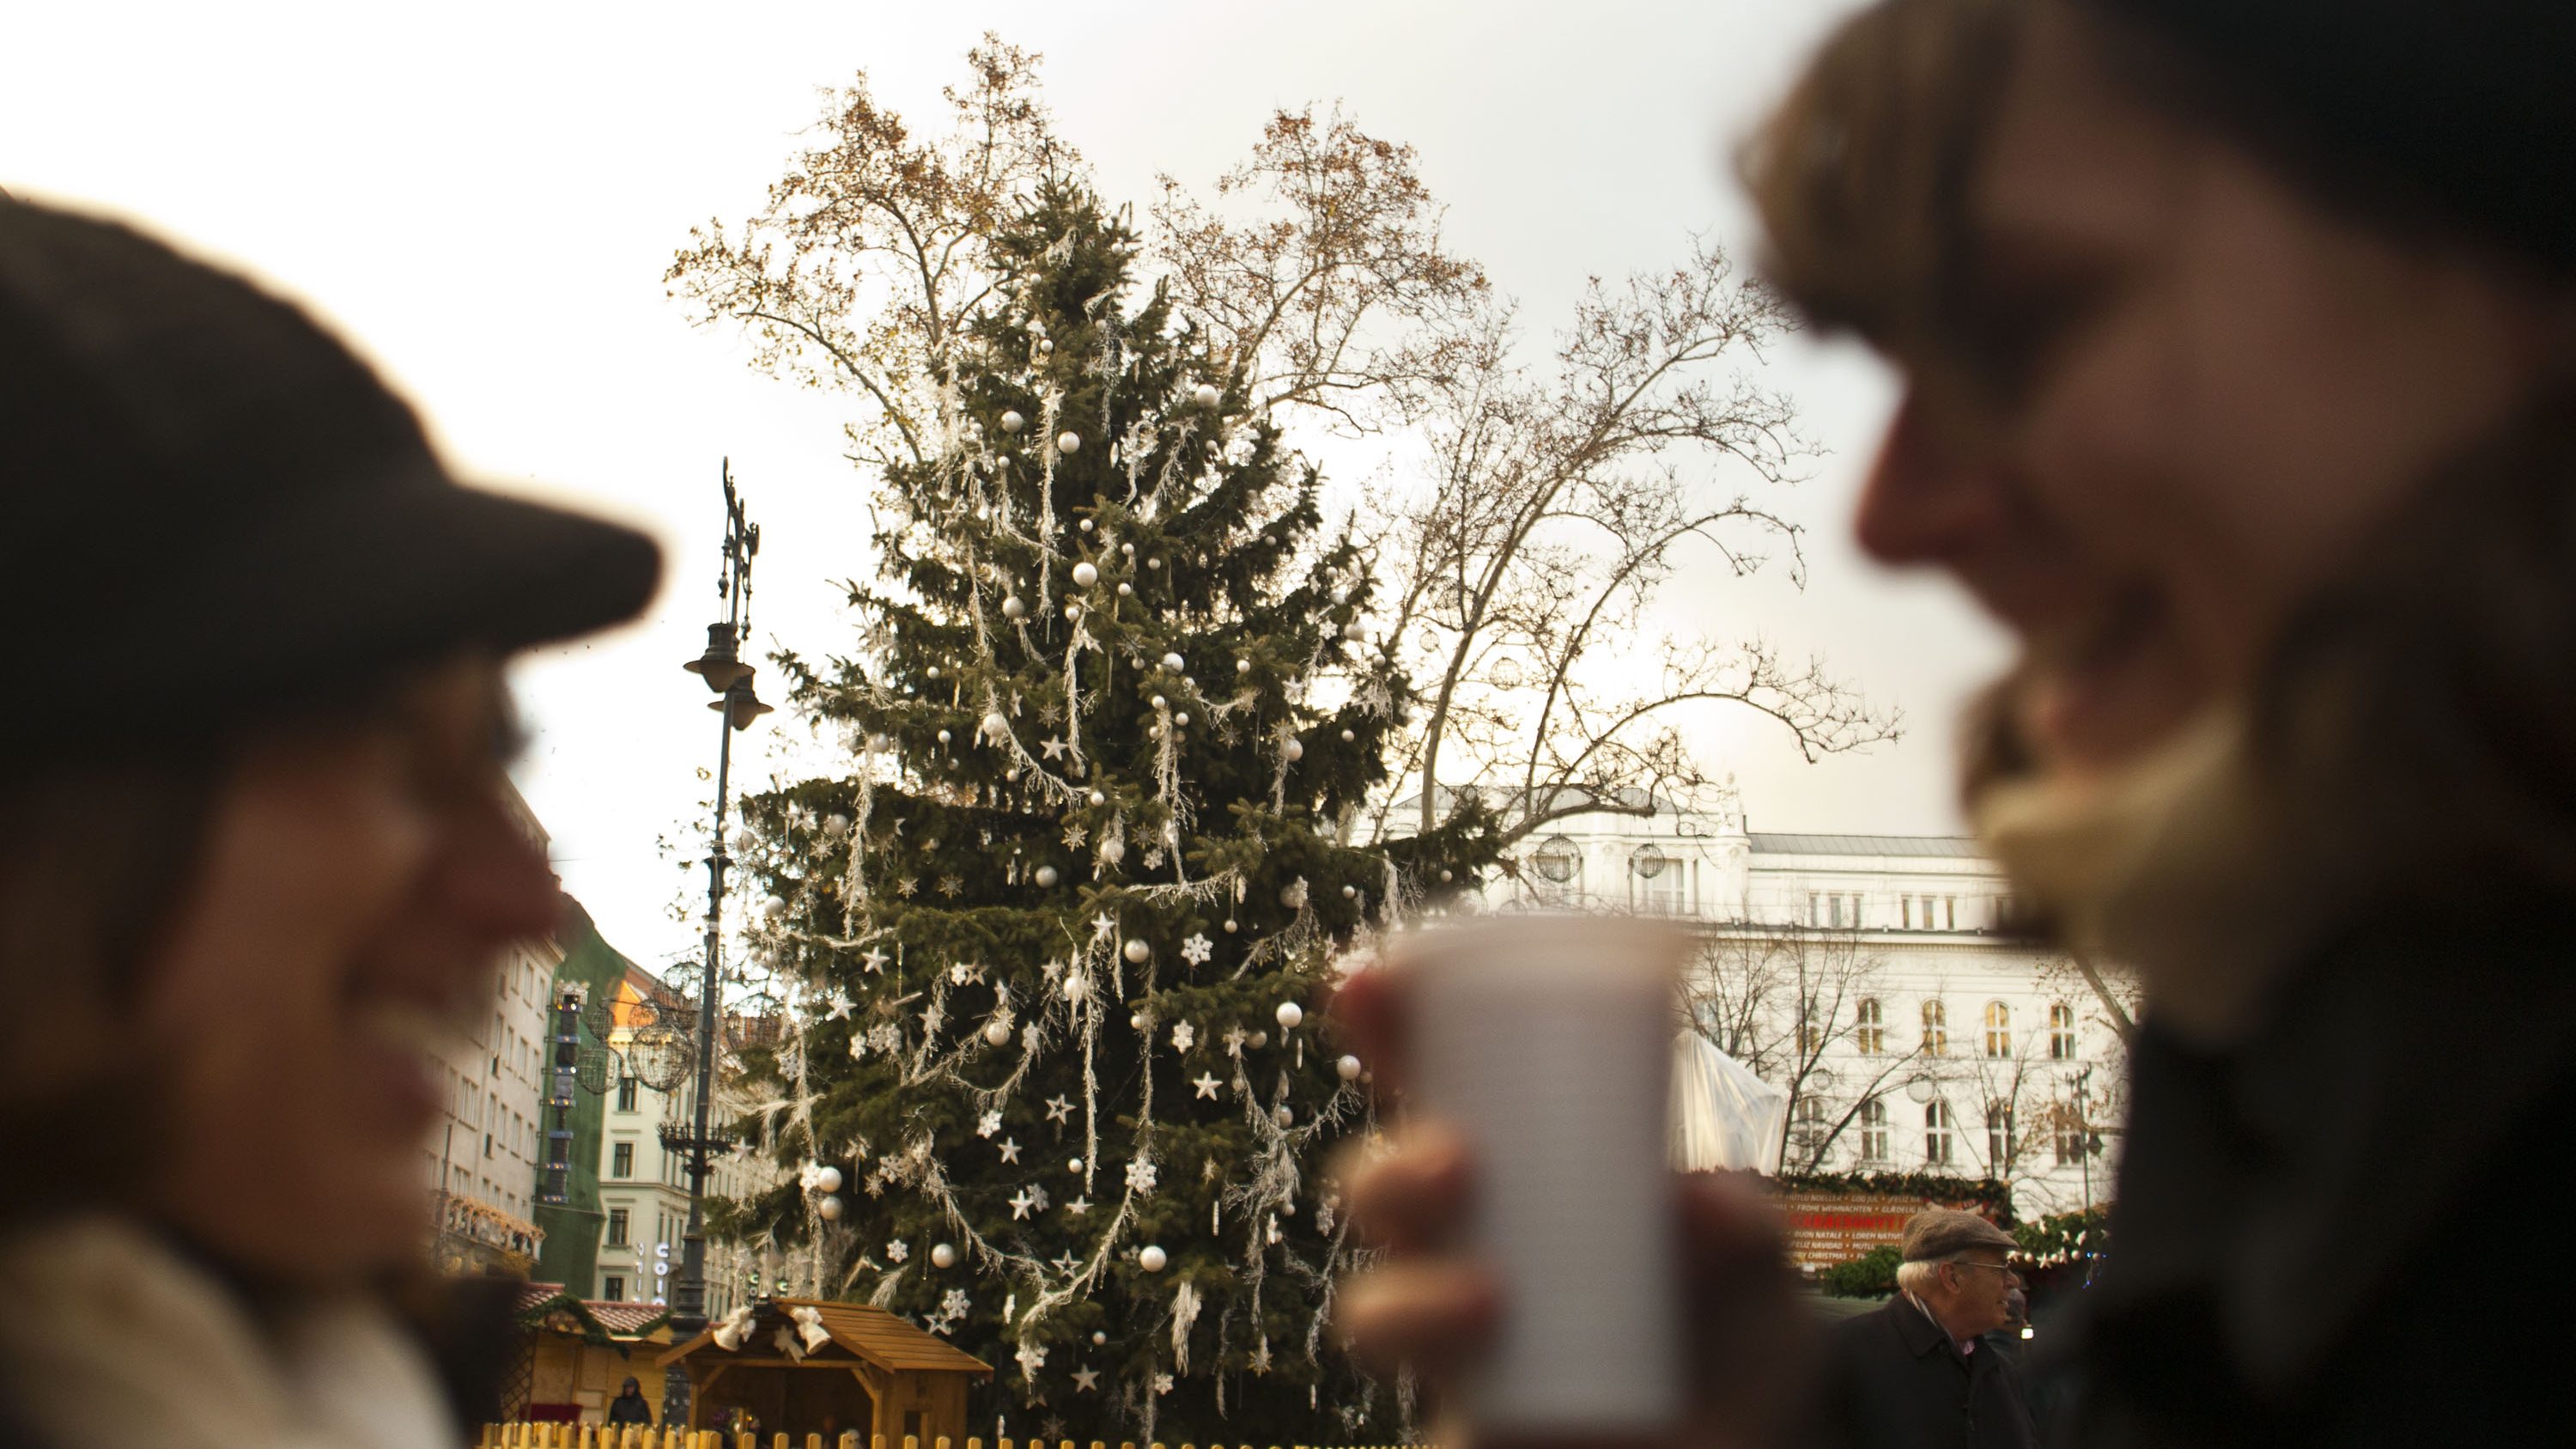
[1249,1031,1268,1049]
[1034,865,1060,888]
[1079,518,1095,532]
[815,1166,843,1193]
[1146,557,1162,570]
[1194,382,1221,408]
[1093,1331,1108,1346]
[824,812,853,837]
[817,1195,843,1221]
[1283,737,1304,763]
[1331,586,1352,606]
[1139,1245,1168,1273]
[1276,1002,1304,1031]
[1236,659,1252,674]
[1039,338,1054,354]
[981,711,1010,742]
[1175,713,1190,728]
[1343,621,1364,641]
[763,898,787,922]
[1441,868,1455,882]
[983,1020,1012,1047]
[1273,1106,1295,1129]
[1100,839,1127,865]
[1122,938,1151,964]
[1151,694,1167,710]
[1002,595,1026,619]
[1000,410,1025,434]
[1121,542,1136,557]
[1161,652,1184,672]
[1065,603,1083,621]
[1337,1054,1364,1082]
[1069,1157,1084,1173]
[1117,581,1133,597]
[936,729,952,745]
[1057,430,1081,455]
[1088,789,1107,807]
[1340,728,1357,742]
[1223,918,1238,933]
[1341,883,1358,898]
[1280,880,1309,909]
[1072,561,1099,588]
[1130,1010,1149,1031]
[931,1244,957,1269]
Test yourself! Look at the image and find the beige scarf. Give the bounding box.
[1971,707,2354,1048]
[0,1216,458,1449]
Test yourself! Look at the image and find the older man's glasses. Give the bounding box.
[1954,1261,2024,1283]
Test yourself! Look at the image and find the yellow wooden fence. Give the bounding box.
[476,1429,1425,1449]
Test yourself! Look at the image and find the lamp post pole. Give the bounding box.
[663,461,769,1428]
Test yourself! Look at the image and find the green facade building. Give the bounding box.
[533,893,640,1294]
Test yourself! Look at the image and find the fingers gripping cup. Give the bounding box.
[1388,917,1688,1437]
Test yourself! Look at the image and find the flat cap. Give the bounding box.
[1899,1208,2017,1262]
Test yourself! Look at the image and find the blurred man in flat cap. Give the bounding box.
[1816,1210,2038,1449]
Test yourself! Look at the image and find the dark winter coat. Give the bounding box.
[606,1390,655,1427]
[1815,1293,2039,1449]
[2051,894,2576,1447]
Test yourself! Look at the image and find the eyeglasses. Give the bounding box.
[1953,1261,2023,1282]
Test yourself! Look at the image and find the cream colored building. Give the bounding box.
[426,782,560,1273]
[1468,780,2129,1220]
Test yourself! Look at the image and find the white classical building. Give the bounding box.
[1476,781,2127,1220]
[424,783,560,1274]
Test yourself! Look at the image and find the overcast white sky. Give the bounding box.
[6,0,2008,975]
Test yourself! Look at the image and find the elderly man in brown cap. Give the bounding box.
[1814,1209,2038,1449]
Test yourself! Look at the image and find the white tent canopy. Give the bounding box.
[1669,1032,1789,1172]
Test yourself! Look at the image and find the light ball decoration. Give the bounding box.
[1151,694,1168,710]
[1121,542,1136,557]
[1072,561,1099,588]
[1039,338,1055,355]
[1117,581,1133,597]
[824,812,853,837]
[936,728,952,745]
[981,711,1011,742]
[1283,737,1304,763]
[1093,1331,1109,1346]
[1338,1054,1364,1082]
[1122,938,1151,965]
[1223,918,1238,933]
[1194,382,1221,409]
[817,1195,843,1221]
[1069,1157,1084,1173]
[1131,1010,1150,1031]
[1341,883,1358,898]
[1034,865,1060,888]
[1273,1105,1295,1129]
[1340,728,1357,742]
[1100,838,1127,865]
[1088,790,1107,807]
[1065,604,1083,622]
[1175,713,1190,728]
[1276,1002,1304,1031]
[1280,880,1309,910]
[1161,652,1184,672]
[931,1244,958,1269]
[1057,430,1082,455]
[1236,659,1252,674]
[815,1166,843,1193]
[1249,1031,1269,1049]
[1002,595,1026,620]
[1000,410,1025,434]
[1139,1245,1169,1273]
[1343,621,1365,641]
[983,1020,1012,1047]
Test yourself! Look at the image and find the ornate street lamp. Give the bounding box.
[661,460,768,1426]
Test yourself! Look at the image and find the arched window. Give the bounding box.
[1921,998,1948,1056]
[1534,836,1579,885]
[1855,999,1886,1055]
[1986,1100,2015,1166]
[1984,1001,2012,1058]
[1859,1099,1890,1162]
[1924,1101,1953,1166]
[2049,1002,2079,1060]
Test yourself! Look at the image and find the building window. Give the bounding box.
[1855,998,1886,1055]
[1945,896,1956,929]
[611,1142,635,1178]
[2049,1003,2079,1060]
[1858,1099,1889,1162]
[2055,1110,2087,1166]
[1986,1101,2015,1166]
[1534,836,1579,885]
[1924,1101,1953,1166]
[1807,892,1820,927]
[617,1076,639,1112]
[1790,1096,1828,1157]
[607,1208,629,1245]
[1984,1001,2012,1058]
[1901,896,1914,928]
[1827,893,1844,928]
[604,1275,625,1302]
[1921,998,1948,1056]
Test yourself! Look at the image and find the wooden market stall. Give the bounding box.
[511,1285,674,1425]
[659,1299,992,1446]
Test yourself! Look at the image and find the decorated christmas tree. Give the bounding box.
[726,183,1494,1440]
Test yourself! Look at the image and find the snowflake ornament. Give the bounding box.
[1125,1158,1159,1195]
[1170,1021,1196,1052]
[886,1240,909,1263]
[1181,934,1213,965]
[977,1111,1004,1139]
[1153,1373,1175,1397]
